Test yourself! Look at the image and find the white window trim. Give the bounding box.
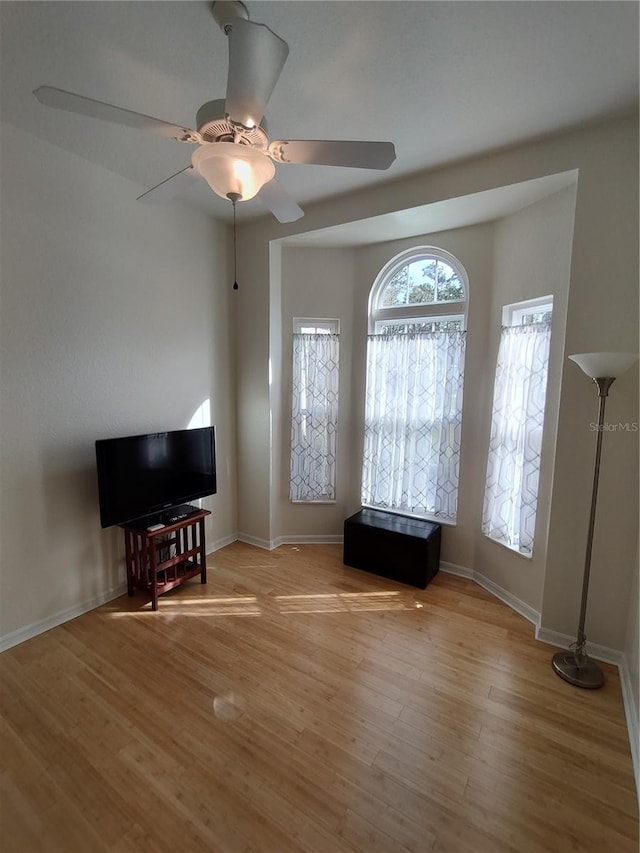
[290,317,340,504]
[293,317,340,335]
[374,313,465,333]
[368,246,469,333]
[361,502,458,527]
[482,303,553,556]
[502,295,553,327]
[291,499,337,505]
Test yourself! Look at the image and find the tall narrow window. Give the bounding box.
[482,298,553,556]
[290,319,339,503]
[362,248,468,522]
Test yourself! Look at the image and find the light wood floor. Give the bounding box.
[1,543,637,852]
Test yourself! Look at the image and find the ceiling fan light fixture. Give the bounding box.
[191,142,274,201]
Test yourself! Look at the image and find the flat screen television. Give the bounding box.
[95,426,216,528]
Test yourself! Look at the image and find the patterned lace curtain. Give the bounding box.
[361,330,466,521]
[482,322,551,556]
[290,333,340,502]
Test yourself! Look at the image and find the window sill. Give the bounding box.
[290,499,337,505]
[361,503,457,527]
[482,532,533,559]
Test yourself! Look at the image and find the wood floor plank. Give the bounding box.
[1,542,636,852]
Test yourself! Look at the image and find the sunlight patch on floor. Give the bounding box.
[104,590,424,617]
[275,591,415,614]
[104,595,262,617]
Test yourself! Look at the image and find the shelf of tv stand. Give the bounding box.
[121,508,210,611]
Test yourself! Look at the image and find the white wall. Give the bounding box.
[539,120,639,649]
[276,247,356,540]
[235,115,638,651]
[0,122,236,644]
[235,238,272,544]
[625,542,639,746]
[472,186,577,610]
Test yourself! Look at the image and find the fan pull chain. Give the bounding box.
[232,197,239,291]
[226,191,241,291]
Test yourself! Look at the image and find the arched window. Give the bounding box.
[362,248,468,523]
[369,247,468,334]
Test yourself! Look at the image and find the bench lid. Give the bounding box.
[346,508,440,539]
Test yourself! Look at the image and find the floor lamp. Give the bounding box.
[552,351,638,689]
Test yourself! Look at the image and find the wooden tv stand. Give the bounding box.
[121,509,210,610]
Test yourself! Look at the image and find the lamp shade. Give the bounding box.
[569,352,638,379]
[191,142,275,201]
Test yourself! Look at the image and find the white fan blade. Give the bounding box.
[225,19,288,129]
[258,179,304,223]
[269,140,396,170]
[137,166,198,203]
[34,86,199,142]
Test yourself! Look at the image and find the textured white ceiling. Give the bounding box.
[1,1,637,223]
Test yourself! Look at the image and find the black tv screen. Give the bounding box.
[95,426,216,528]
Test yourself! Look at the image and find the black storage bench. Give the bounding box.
[343,508,441,589]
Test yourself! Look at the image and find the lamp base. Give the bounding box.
[552,650,604,689]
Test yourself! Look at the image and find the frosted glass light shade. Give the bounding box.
[569,352,638,379]
[192,142,275,201]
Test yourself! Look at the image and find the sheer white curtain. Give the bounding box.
[361,331,466,521]
[482,322,551,556]
[290,333,339,502]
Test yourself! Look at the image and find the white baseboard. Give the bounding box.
[206,532,239,554]
[534,625,624,666]
[0,582,128,654]
[439,560,474,579]
[236,532,344,551]
[619,654,640,805]
[440,561,539,627]
[440,564,625,670]
[473,570,541,628]
[0,532,237,652]
[236,532,273,550]
[272,534,344,548]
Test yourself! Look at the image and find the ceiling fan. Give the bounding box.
[33,0,396,223]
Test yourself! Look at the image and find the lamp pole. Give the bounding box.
[551,351,636,689]
[552,377,613,688]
